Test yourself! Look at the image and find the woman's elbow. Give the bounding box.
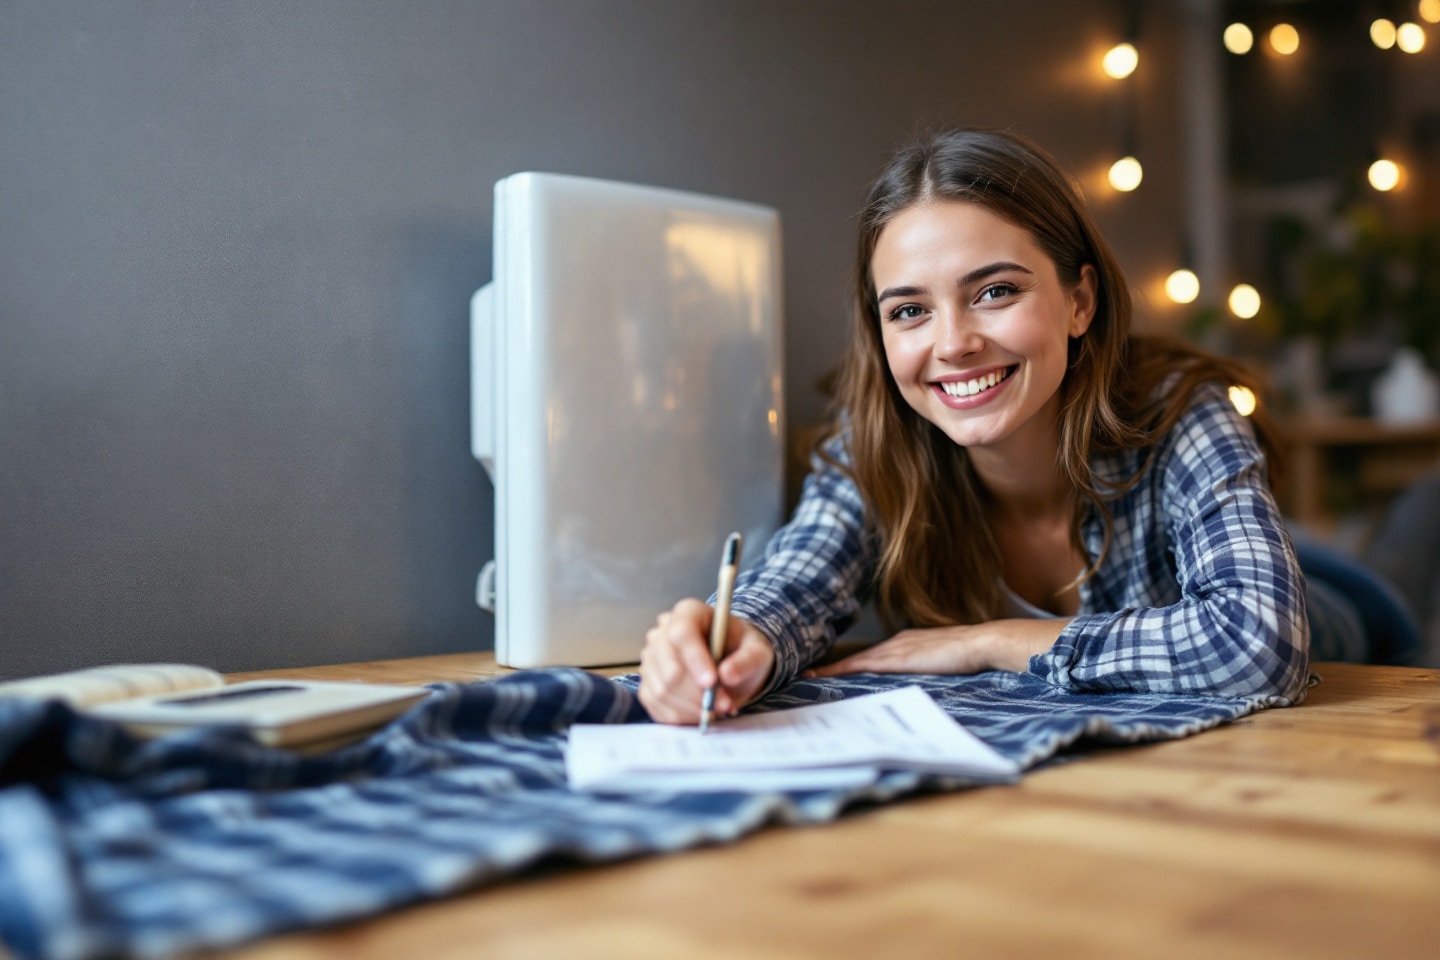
[1214,610,1310,702]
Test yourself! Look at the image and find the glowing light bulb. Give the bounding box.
[1421,0,1440,25]
[1369,158,1402,191]
[1229,284,1261,319]
[1228,385,1258,417]
[1270,23,1300,55]
[1371,18,1397,48]
[1397,22,1427,52]
[1108,156,1143,192]
[1165,269,1200,304]
[1223,23,1254,54]
[1103,42,1139,79]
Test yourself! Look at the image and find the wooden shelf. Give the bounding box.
[1276,417,1440,532]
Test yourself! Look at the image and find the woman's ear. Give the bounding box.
[1068,264,1098,338]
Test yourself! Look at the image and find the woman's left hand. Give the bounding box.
[805,618,1070,678]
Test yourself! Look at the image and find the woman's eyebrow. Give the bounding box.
[875,283,927,303]
[958,261,1033,286]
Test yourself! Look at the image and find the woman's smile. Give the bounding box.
[932,364,1018,406]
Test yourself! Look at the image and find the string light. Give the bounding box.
[1228,385,1258,417]
[1108,156,1143,192]
[1164,269,1200,304]
[1369,158,1403,191]
[1223,22,1254,54]
[1371,18,1398,48]
[1421,0,1440,25]
[1103,42,1139,79]
[1229,284,1261,319]
[1397,22,1427,52]
[1270,23,1300,55]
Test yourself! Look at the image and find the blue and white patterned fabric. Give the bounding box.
[731,383,1312,703]
[0,666,1295,960]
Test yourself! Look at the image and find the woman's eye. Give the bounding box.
[887,304,925,322]
[978,283,1018,303]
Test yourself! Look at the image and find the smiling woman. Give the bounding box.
[637,129,1313,726]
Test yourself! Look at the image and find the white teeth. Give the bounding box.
[940,367,1010,398]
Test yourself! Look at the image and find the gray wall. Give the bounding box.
[0,0,1185,678]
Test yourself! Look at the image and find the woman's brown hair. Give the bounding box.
[825,128,1277,628]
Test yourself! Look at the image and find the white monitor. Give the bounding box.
[472,173,785,667]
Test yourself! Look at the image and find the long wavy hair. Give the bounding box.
[825,128,1278,628]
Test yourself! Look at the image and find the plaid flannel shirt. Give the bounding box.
[730,383,1312,703]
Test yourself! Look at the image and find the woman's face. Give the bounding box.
[871,200,1096,456]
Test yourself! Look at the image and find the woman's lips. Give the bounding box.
[931,364,1017,408]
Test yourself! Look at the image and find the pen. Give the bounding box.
[699,531,743,734]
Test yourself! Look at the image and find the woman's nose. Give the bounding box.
[933,308,984,363]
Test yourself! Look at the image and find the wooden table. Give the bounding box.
[218,656,1440,960]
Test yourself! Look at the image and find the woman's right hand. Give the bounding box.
[637,598,776,725]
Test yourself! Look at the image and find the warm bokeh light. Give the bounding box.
[1270,23,1300,55]
[1102,42,1139,79]
[1397,22,1427,52]
[1164,269,1200,304]
[1369,158,1402,191]
[1371,18,1398,48]
[1223,22,1254,54]
[1228,385,1258,417]
[1422,0,1440,25]
[1108,156,1144,192]
[1229,284,1261,319]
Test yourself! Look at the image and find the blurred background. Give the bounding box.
[2,0,1438,677]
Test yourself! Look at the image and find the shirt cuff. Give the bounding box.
[725,594,808,700]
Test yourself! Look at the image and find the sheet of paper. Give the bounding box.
[566,685,1019,793]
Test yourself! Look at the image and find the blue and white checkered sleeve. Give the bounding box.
[1033,386,1311,702]
[725,436,874,697]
